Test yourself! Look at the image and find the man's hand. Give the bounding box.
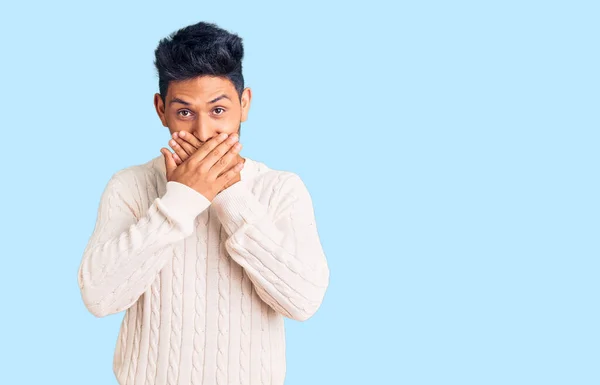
[160,132,244,201]
[168,131,202,165]
[168,131,244,192]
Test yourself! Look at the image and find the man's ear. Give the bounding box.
[240,87,252,122]
[154,93,168,127]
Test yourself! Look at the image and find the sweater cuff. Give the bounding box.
[156,181,211,235]
[211,181,269,235]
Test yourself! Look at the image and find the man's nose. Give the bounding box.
[192,123,213,143]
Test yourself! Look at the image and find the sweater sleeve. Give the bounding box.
[77,171,211,318]
[210,173,330,321]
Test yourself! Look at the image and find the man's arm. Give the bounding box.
[211,172,330,321]
[77,170,211,318]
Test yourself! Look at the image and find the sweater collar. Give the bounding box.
[152,153,259,185]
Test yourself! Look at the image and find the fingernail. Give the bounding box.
[179,131,185,137]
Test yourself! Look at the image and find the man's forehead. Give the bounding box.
[173,75,233,90]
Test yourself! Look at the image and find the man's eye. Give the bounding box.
[213,107,225,115]
[178,110,192,117]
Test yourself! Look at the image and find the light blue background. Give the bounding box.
[0,1,598,384]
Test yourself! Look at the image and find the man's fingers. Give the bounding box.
[173,153,182,165]
[217,161,244,187]
[222,176,236,190]
[173,132,196,155]
[211,143,242,177]
[169,139,189,162]
[177,131,203,150]
[189,132,230,164]
[161,148,177,176]
[203,134,239,171]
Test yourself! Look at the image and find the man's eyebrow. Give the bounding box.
[208,94,231,104]
[170,97,191,106]
[169,94,231,106]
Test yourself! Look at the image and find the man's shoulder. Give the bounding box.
[251,160,306,194]
[108,156,162,188]
[252,160,295,182]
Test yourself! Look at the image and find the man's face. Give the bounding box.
[154,75,251,144]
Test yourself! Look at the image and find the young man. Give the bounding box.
[77,21,330,385]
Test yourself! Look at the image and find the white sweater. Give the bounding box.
[77,154,330,385]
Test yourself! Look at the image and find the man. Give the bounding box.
[77,21,330,385]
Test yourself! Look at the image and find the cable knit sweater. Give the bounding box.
[77,154,330,385]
